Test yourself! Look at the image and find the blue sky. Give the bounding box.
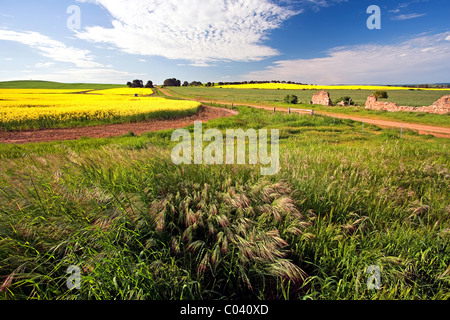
[0,0,449,85]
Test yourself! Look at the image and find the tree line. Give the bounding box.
[127,79,308,88]
[126,80,154,88]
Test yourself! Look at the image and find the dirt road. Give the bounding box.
[0,106,238,144]
[158,86,450,139]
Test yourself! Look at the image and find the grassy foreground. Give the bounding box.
[0,106,449,300]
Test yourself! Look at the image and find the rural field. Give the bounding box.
[0,87,200,132]
[0,81,448,301]
[165,86,450,127]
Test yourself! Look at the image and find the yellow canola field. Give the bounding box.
[0,89,92,95]
[91,88,155,95]
[0,89,200,131]
[218,83,450,91]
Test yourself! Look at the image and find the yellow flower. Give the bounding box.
[0,89,200,130]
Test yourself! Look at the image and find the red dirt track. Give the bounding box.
[0,106,238,144]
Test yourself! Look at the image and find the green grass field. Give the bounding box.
[166,87,450,127]
[0,105,448,300]
[167,86,449,106]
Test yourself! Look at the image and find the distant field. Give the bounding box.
[219,83,450,92]
[168,87,449,107]
[167,87,450,127]
[92,88,154,96]
[0,89,94,95]
[0,80,126,90]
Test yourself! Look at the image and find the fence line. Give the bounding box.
[278,107,315,116]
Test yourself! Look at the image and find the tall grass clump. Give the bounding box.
[0,145,311,299]
[278,136,449,299]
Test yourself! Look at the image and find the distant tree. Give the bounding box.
[164,78,181,87]
[131,79,144,88]
[145,80,154,88]
[206,82,212,87]
[182,81,189,87]
[127,80,145,88]
[190,81,203,86]
[373,90,388,99]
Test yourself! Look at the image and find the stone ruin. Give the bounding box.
[311,91,333,106]
[336,98,352,107]
[365,95,400,112]
[428,95,450,114]
[365,94,450,115]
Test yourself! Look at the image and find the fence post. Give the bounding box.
[273,107,276,114]
[400,124,403,139]
[311,110,315,116]
[362,119,365,133]
[288,108,291,114]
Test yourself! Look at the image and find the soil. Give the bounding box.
[0,106,238,144]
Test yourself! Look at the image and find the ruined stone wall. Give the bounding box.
[312,91,333,106]
[426,95,450,114]
[365,94,450,115]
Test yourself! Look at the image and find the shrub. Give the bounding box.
[333,96,354,106]
[284,95,298,104]
[373,90,388,99]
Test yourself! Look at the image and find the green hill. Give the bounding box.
[0,80,126,90]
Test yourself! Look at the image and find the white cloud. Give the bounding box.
[0,29,138,84]
[34,62,55,68]
[278,0,346,10]
[0,30,103,68]
[0,12,14,18]
[18,68,139,84]
[75,0,299,65]
[391,13,426,21]
[242,32,450,85]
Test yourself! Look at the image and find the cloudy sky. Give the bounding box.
[0,0,449,84]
